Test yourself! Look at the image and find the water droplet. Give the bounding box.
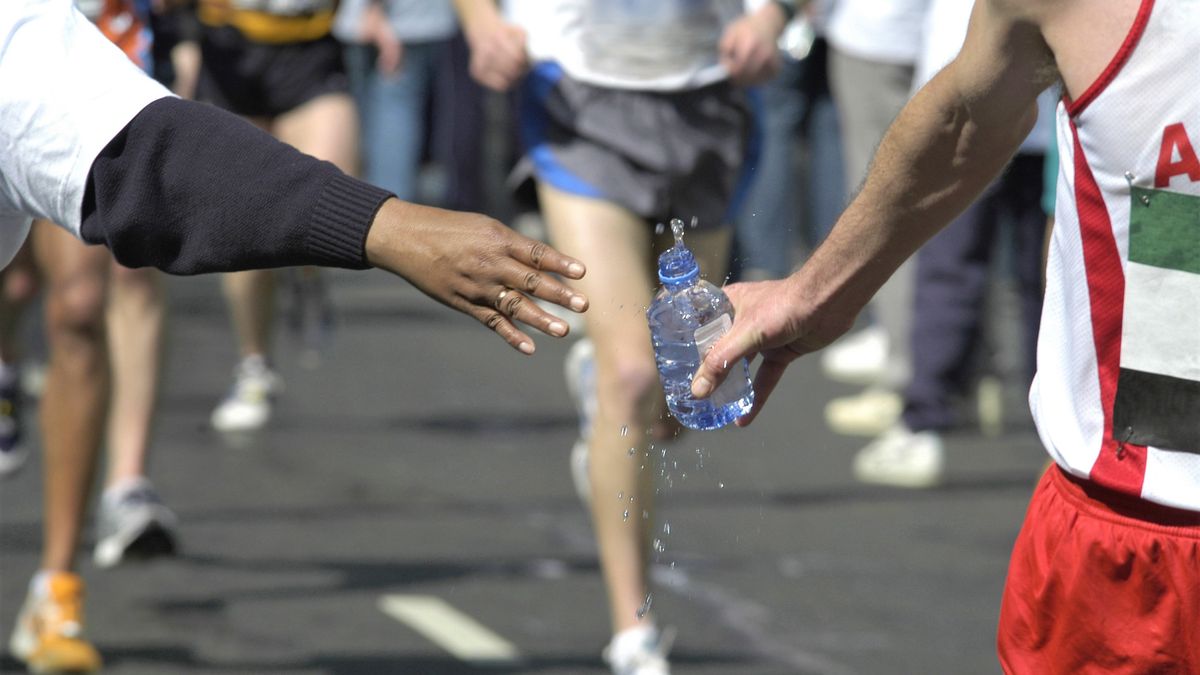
[1140,194,1151,206]
[642,510,650,519]
[620,425,629,436]
[623,510,630,521]
[637,593,653,619]
[628,447,637,456]
[653,538,665,552]
[655,222,665,235]
[689,216,699,228]
[663,523,671,535]
[718,482,725,489]
[617,491,624,500]
[629,495,635,503]
[722,359,728,368]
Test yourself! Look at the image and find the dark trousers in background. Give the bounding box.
[902,153,1047,432]
[434,31,487,214]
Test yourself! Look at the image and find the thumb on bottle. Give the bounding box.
[691,328,749,399]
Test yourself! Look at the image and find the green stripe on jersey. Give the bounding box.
[1129,187,1200,275]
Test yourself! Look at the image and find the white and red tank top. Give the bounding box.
[1032,0,1200,511]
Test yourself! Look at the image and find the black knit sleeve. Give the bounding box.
[79,97,393,275]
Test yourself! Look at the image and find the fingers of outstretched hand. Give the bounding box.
[501,239,588,314]
[508,236,586,280]
[468,302,536,355]
[494,288,570,338]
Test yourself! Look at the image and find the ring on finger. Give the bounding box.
[496,288,510,310]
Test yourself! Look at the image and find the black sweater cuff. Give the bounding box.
[308,172,391,269]
[81,97,393,274]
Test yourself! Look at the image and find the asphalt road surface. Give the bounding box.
[1,269,1047,674]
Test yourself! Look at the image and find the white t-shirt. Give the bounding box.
[825,0,930,65]
[0,0,171,268]
[505,0,765,91]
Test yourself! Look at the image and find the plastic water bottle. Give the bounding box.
[647,219,753,430]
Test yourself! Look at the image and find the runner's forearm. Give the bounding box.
[792,6,1050,320]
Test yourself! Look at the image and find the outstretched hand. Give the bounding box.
[689,276,855,426]
[365,199,588,354]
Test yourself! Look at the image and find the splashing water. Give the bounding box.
[670,218,686,246]
[637,593,653,620]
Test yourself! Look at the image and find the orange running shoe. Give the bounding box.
[8,572,102,673]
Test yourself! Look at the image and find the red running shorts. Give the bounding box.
[998,465,1200,674]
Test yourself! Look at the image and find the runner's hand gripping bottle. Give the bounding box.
[647,219,753,430]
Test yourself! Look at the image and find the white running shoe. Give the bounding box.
[975,374,1005,438]
[211,356,281,432]
[93,478,179,568]
[603,624,674,675]
[820,325,889,385]
[824,386,903,437]
[564,339,596,503]
[853,425,944,489]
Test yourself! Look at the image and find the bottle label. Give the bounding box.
[694,313,732,360]
[694,314,742,407]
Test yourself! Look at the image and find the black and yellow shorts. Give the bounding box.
[197,24,349,119]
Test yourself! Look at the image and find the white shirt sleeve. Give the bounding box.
[0,0,172,266]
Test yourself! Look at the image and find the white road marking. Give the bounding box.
[378,594,521,665]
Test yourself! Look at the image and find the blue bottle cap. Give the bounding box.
[657,244,699,286]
